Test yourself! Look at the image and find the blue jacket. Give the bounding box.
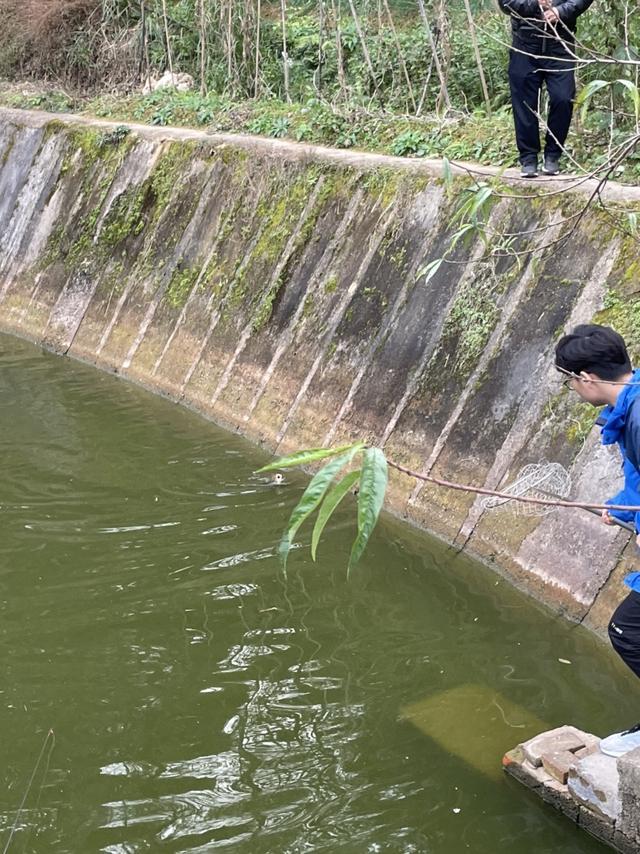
[599,368,640,592]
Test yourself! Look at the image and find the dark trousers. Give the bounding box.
[609,592,640,679]
[508,47,576,165]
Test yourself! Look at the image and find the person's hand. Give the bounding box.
[544,7,560,23]
[538,0,552,9]
[602,509,615,525]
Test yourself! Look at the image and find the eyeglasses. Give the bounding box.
[555,366,580,391]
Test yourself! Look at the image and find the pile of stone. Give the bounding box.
[503,725,640,853]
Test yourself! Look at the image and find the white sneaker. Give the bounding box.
[600,723,640,758]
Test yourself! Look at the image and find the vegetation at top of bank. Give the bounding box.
[0,1,638,180]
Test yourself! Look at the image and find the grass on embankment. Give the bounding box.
[0,81,638,183]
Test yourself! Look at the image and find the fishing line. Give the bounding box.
[2,729,55,854]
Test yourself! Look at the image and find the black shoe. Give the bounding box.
[542,156,560,176]
[520,161,538,178]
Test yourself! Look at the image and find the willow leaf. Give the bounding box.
[311,470,360,561]
[348,447,388,571]
[576,79,610,121]
[257,442,364,473]
[279,446,364,566]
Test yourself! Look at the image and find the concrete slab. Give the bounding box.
[521,725,592,767]
[401,683,547,779]
[568,752,621,822]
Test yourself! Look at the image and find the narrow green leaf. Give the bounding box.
[416,257,443,285]
[442,156,453,188]
[257,442,364,473]
[311,470,360,561]
[616,79,640,119]
[449,222,475,250]
[576,79,610,121]
[468,186,493,223]
[348,447,388,571]
[279,446,364,566]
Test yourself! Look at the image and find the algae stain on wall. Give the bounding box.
[0,108,636,631]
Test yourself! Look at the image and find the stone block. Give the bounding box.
[619,746,640,790]
[613,829,640,854]
[568,753,620,822]
[542,749,580,785]
[521,725,592,767]
[579,806,616,846]
[618,746,640,842]
[538,778,579,821]
[503,747,554,791]
[575,742,600,760]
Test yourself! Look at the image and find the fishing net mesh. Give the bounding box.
[482,462,572,516]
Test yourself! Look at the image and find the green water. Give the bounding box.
[0,333,634,853]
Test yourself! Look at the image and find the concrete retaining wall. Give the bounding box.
[1,107,639,631]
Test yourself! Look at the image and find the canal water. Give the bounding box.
[0,332,636,853]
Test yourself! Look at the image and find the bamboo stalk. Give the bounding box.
[198,0,207,95]
[280,0,291,102]
[463,0,491,113]
[416,0,450,111]
[330,0,348,103]
[255,0,261,98]
[161,0,174,77]
[346,0,380,100]
[382,0,416,113]
[227,0,233,87]
[317,0,325,94]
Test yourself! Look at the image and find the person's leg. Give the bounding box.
[508,47,543,169]
[608,591,640,678]
[601,592,640,757]
[542,57,576,162]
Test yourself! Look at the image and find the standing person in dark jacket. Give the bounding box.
[498,0,595,178]
[555,324,640,757]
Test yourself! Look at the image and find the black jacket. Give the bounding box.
[498,0,595,51]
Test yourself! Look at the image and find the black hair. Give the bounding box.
[555,324,631,381]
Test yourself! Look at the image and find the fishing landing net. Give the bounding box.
[482,462,572,517]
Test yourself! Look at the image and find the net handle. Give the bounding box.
[581,505,636,533]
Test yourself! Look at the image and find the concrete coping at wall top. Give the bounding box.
[2,106,640,205]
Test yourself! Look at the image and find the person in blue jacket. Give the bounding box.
[555,323,640,757]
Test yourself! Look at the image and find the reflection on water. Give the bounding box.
[0,334,632,852]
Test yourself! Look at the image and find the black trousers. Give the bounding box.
[508,48,576,165]
[609,591,640,680]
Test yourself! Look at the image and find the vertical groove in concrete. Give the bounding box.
[177,194,271,395]
[323,185,445,446]
[457,238,622,545]
[275,201,396,448]
[408,215,563,506]
[151,186,227,378]
[378,203,508,450]
[210,177,326,408]
[120,160,214,371]
[243,188,365,423]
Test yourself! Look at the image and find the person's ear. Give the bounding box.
[579,371,594,383]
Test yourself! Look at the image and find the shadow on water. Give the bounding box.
[0,333,633,852]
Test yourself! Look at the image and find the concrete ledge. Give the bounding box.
[504,727,640,853]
